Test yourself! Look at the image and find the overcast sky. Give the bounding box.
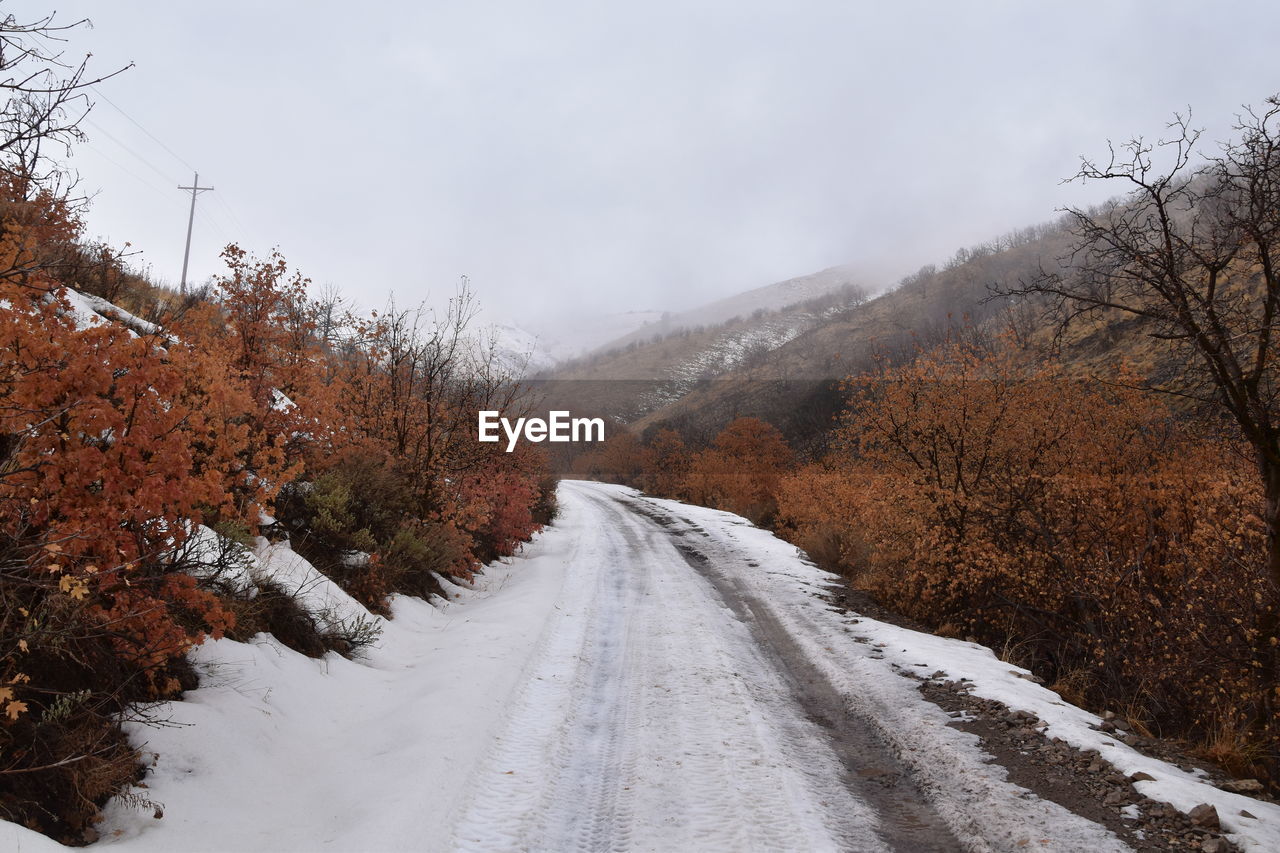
[11,1,1280,327]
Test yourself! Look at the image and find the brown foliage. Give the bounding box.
[0,267,264,836]
[639,429,690,499]
[573,430,644,485]
[0,160,552,842]
[683,417,792,525]
[0,6,555,835]
[322,296,550,587]
[776,341,1279,777]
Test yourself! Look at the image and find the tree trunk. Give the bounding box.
[1258,455,1280,767]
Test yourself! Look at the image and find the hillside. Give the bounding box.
[509,265,868,386]
[536,274,869,436]
[593,264,867,351]
[543,215,1191,450]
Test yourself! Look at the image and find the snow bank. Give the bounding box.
[1,822,65,852]
[86,521,571,851]
[58,288,161,337]
[250,539,379,639]
[179,526,373,634]
[178,525,257,596]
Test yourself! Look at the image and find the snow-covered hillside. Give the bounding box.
[482,312,666,375]
[636,300,848,410]
[482,323,560,376]
[487,265,866,373]
[598,264,865,353]
[666,264,864,329]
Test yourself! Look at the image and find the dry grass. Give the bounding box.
[1199,717,1275,780]
[222,583,328,658]
[1047,665,1096,709]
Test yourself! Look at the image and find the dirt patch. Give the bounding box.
[818,557,1276,849]
[824,578,937,633]
[918,676,1241,852]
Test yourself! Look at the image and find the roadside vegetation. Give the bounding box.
[579,94,1280,789]
[0,10,551,843]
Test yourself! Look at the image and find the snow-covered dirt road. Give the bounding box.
[444,482,1127,852]
[449,482,939,851]
[12,481,1279,852]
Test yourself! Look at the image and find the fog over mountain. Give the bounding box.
[12,0,1280,328]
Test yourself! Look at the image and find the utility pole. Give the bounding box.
[178,171,214,290]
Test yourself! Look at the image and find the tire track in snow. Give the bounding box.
[445,483,891,851]
[609,495,891,850]
[537,510,641,852]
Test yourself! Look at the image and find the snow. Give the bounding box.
[482,323,559,376]
[57,288,161,337]
[576,483,1127,852]
[269,389,296,412]
[250,540,380,639]
[635,306,821,410]
[615,485,1280,853]
[177,524,258,596]
[176,526,372,631]
[92,526,571,851]
[9,480,1279,850]
[444,483,887,851]
[0,823,65,852]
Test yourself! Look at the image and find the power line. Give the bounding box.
[84,116,178,187]
[196,204,233,247]
[213,191,250,237]
[85,87,257,280]
[81,141,186,211]
[90,85,196,173]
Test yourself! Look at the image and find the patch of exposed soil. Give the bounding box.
[917,676,1242,852]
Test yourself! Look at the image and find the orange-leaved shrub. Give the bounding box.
[0,193,554,838]
[639,429,690,499]
[682,417,792,525]
[276,292,554,607]
[0,251,270,837]
[573,430,645,485]
[776,341,1277,777]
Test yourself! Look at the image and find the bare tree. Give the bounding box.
[0,10,130,297]
[1006,96,1280,717]
[1,10,130,193]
